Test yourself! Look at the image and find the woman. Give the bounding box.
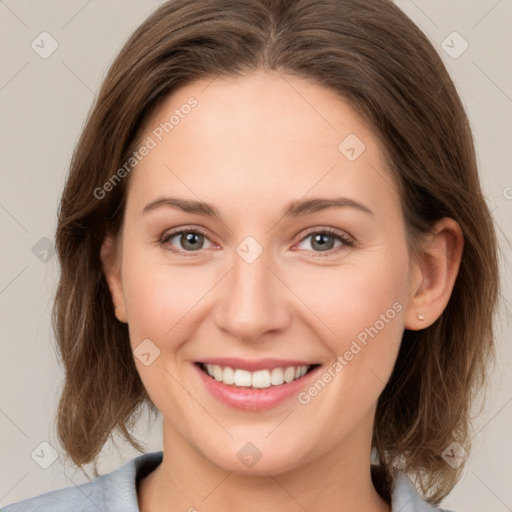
[3,0,500,511]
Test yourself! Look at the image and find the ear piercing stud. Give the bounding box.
[114,304,119,310]
[416,313,425,321]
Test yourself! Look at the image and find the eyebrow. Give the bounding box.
[142,196,374,218]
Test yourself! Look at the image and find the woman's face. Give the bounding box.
[106,70,421,475]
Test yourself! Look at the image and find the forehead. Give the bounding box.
[126,70,400,222]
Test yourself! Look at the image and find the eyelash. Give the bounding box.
[159,226,355,258]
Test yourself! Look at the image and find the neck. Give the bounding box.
[138,416,391,512]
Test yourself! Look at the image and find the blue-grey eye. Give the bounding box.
[162,230,214,252]
[296,230,350,253]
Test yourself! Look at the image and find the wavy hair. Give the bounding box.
[52,0,500,505]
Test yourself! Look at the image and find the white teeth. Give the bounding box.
[213,365,223,381]
[234,369,252,387]
[203,364,311,388]
[222,366,235,385]
[283,366,295,383]
[270,367,284,385]
[251,370,271,388]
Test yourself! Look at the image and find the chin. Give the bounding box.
[198,438,310,477]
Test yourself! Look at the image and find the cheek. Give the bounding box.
[121,254,212,346]
[290,249,409,372]
[119,244,214,409]
[287,255,409,428]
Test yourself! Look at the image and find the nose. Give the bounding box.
[212,246,292,343]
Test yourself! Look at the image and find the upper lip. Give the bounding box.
[196,358,319,372]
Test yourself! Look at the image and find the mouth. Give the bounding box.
[193,357,322,410]
[195,362,320,389]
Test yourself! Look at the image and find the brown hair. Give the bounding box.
[53,0,500,505]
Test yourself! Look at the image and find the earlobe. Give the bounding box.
[100,235,128,323]
[404,218,464,330]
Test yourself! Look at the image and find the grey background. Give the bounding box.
[0,0,510,510]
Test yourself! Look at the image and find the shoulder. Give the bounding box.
[1,451,163,512]
[391,471,456,512]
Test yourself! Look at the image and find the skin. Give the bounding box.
[101,69,464,512]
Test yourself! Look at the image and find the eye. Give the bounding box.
[158,226,354,257]
[295,228,354,256]
[159,227,215,255]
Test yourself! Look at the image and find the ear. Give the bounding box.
[100,234,127,323]
[404,217,464,330]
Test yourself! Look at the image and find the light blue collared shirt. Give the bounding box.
[1,451,455,511]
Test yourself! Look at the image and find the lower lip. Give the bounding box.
[194,363,320,411]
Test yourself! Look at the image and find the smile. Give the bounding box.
[193,358,321,411]
[199,363,315,388]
